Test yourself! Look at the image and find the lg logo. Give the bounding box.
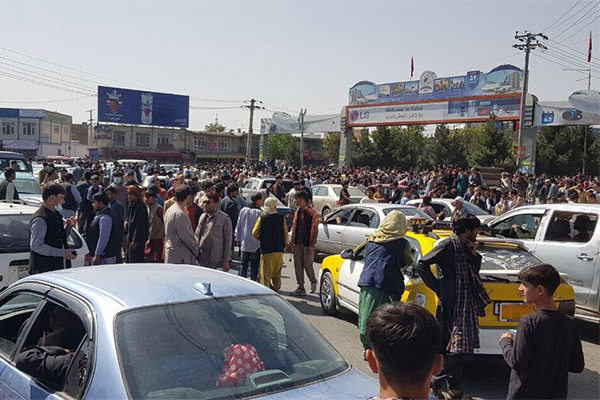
[350,110,369,121]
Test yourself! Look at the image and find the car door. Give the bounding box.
[341,208,380,250]
[317,208,353,254]
[0,284,48,398]
[0,288,94,400]
[311,186,326,215]
[489,210,547,253]
[534,210,599,307]
[337,244,366,310]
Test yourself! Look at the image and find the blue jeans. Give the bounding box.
[240,249,261,281]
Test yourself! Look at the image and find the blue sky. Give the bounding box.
[0,0,597,130]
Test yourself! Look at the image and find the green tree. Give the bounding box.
[535,126,599,175]
[204,122,226,132]
[351,129,375,166]
[323,131,341,162]
[268,134,300,166]
[390,125,428,170]
[426,124,469,168]
[465,115,516,169]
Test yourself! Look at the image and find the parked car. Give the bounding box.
[311,184,366,217]
[0,171,43,207]
[0,203,89,290]
[319,233,576,355]
[315,204,432,255]
[239,188,295,230]
[406,198,495,224]
[243,177,295,198]
[0,264,376,399]
[141,175,169,189]
[0,151,32,173]
[488,204,600,322]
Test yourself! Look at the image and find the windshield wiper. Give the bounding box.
[482,275,511,283]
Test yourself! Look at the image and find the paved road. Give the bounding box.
[270,256,600,400]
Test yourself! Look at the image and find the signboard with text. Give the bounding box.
[347,65,523,127]
[97,86,189,128]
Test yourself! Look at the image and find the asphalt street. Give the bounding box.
[266,256,600,400]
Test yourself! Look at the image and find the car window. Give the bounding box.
[0,293,44,358]
[544,211,598,243]
[0,158,29,172]
[461,201,488,215]
[0,214,31,253]
[17,301,89,395]
[383,207,431,219]
[431,203,447,216]
[349,209,379,229]
[492,213,544,240]
[10,178,42,195]
[115,296,347,400]
[312,186,326,196]
[324,208,353,225]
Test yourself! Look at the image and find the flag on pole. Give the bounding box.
[410,56,414,78]
[588,31,592,63]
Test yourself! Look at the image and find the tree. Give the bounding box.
[323,131,341,162]
[351,129,376,166]
[536,126,599,175]
[204,122,226,132]
[268,134,300,166]
[464,115,516,169]
[390,125,428,170]
[426,124,469,168]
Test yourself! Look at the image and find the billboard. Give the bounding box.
[97,86,189,128]
[534,90,600,126]
[347,65,523,127]
[260,111,341,134]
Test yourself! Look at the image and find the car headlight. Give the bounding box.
[414,292,427,308]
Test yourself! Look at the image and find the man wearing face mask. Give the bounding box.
[110,171,129,214]
[29,183,78,274]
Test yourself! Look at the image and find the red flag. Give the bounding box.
[410,56,414,78]
[588,31,593,63]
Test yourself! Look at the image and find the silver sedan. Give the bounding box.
[315,203,432,254]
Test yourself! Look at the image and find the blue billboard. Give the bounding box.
[97,86,189,128]
[349,65,523,106]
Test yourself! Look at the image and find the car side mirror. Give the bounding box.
[340,249,354,260]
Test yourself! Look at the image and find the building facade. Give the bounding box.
[0,108,74,157]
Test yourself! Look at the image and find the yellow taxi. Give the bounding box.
[318,225,575,355]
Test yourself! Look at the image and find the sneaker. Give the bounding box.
[290,287,306,296]
[310,281,317,293]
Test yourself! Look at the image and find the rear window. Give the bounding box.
[0,214,31,252]
[479,245,541,271]
[332,187,364,197]
[12,178,41,195]
[461,201,488,215]
[115,295,347,399]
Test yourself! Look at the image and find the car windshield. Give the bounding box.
[332,187,365,197]
[479,244,541,271]
[240,192,285,207]
[0,214,31,252]
[384,207,431,219]
[12,178,41,195]
[115,295,348,399]
[0,158,30,172]
[461,201,488,215]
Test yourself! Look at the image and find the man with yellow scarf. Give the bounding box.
[357,211,414,353]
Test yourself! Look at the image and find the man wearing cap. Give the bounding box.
[451,197,469,222]
[87,192,120,265]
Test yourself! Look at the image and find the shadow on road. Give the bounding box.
[577,319,600,345]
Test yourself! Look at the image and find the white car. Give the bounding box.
[142,175,169,188]
[311,184,366,217]
[488,204,600,322]
[0,203,89,289]
[315,203,432,255]
[0,171,43,207]
[406,198,495,224]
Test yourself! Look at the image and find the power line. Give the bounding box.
[531,51,600,79]
[541,0,582,32]
[547,1,598,34]
[0,54,103,86]
[567,32,600,46]
[559,13,600,42]
[553,2,600,39]
[544,48,599,72]
[0,62,96,93]
[0,70,94,96]
[0,95,92,104]
[446,52,523,76]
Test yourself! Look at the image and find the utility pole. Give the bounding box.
[299,108,307,168]
[513,31,547,168]
[86,109,95,148]
[243,99,264,162]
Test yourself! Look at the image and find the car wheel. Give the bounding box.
[322,207,331,217]
[320,272,338,316]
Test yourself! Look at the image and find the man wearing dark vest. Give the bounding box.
[0,167,20,204]
[59,173,81,219]
[87,192,120,265]
[252,197,289,292]
[76,171,92,234]
[29,183,77,275]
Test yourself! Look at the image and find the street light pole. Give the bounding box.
[299,108,307,168]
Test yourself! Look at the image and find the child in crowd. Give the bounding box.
[500,264,584,399]
[365,303,444,400]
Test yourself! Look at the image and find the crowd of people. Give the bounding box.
[19,158,591,400]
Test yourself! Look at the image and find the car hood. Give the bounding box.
[260,367,377,399]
